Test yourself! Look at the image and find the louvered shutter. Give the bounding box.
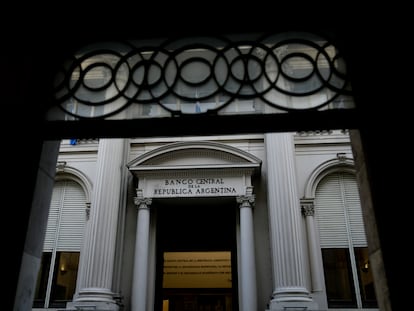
[315,174,348,247]
[57,180,87,251]
[43,180,87,252]
[315,172,366,248]
[43,182,64,251]
[342,173,367,247]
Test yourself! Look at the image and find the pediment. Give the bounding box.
[127,141,261,174]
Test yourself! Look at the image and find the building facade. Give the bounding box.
[32,131,378,311]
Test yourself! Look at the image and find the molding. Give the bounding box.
[127,140,262,167]
[303,157,355,198]
[129,134,264,144]
[55,164,93,202]
[129,166,258,177]
[127,141,262,178]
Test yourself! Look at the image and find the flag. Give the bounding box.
[195,89,202,113]
[195,102,201,113]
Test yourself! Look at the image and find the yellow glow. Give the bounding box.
[162,299,169,311]
[163,251,232,288]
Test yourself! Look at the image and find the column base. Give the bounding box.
[68,287,121,310]
[267,300,319,311]
[267,287,319,310]
[67,301,120,311]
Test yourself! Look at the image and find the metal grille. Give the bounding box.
[48,31,354,120]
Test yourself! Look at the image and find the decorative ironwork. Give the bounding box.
[49,32,354,120]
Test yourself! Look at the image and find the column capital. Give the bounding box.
[237,187,255,208]
[85,202,91,220]
[236,195,255,208]
[134,189,152,208]
[300,198,315,217]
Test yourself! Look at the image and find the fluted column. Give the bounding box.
[265,133,316,310]
[71,138,126,310]
[301,199,324,292]
[131,189,152,311]
[236,186,257,311]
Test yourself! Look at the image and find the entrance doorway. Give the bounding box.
[155,198,238,311]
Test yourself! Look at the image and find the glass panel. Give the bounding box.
[49,252,80,307]
[322,248,357,308]
[354,247,378,308]
[33,252,52,308]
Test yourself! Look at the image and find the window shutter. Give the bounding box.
[315,172,367,248]
[315,174,348,247]
[57,180,87,251]
[43,180,87,252]
[43,183,64,252]
[342,173,367,247]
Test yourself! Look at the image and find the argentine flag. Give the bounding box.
[195,101,202,113]
[195,89,202,113]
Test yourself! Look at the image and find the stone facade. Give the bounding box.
[27,131,377,311]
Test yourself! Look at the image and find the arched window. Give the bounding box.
[33,179,87,309]
[315,171,378,309]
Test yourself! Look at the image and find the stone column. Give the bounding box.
[301,199,324,292]
[265,133,316,310]
[70,138,126,311]
[131,189,152,311]
[236,186,257,311]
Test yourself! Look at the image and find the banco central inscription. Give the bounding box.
[151,177,240,197]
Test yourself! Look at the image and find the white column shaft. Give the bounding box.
[75,138,125,302]
[237,190,257,311]
[131,200,151,311]
[305,215,324,291]
[265,133,311,302]
[301,199,324,292]
[239,203,257,311]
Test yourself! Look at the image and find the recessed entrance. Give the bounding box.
[155,198,238,311]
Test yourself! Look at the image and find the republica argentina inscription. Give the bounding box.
[152,178,239,197]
